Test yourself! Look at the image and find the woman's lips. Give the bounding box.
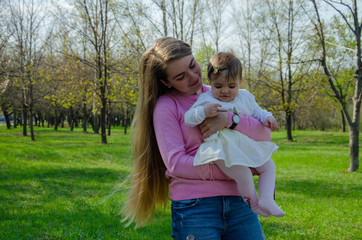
[190,79,199,86]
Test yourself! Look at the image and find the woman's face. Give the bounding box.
[162,55,203,95]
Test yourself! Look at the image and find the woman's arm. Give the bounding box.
[154,96,226,180]
[200,111,271,141]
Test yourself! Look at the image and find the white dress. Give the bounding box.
[184,89,278,168]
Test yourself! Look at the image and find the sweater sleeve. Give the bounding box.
[243,90,274,124]
[227,112,271,141]
[154,96,223,180]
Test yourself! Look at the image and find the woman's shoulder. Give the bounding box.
[156,93,177,108]
[202,84,211,92]
[154,95,178,120]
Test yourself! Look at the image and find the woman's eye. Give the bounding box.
[176,75,185,81]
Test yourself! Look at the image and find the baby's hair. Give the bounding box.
[207,52,242,83]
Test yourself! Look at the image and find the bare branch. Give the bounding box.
[323,0,356,34]
[325,40,357,52]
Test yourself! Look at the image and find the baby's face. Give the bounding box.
[210,77,241,102]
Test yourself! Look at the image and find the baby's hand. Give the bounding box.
[204,104,222,117]
[265,117,279,131]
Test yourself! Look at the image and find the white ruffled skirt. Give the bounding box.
[194,128,278,168]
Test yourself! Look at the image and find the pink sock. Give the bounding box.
[215,160,271,217]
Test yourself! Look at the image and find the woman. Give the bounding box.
[122,37,270,239]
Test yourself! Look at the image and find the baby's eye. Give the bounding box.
[229,85,235,89]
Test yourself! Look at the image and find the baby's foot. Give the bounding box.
[258,198,285,217]
[244,197,271,217]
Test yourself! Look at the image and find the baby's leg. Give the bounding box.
[256,159,285,217]
[214,160,269,217]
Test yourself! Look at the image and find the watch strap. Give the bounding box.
[229,112,239,129]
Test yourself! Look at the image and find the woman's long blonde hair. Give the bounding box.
[121,37,192,227]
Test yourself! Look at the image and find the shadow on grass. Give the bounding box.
[276,178,361,199]
[272,131,350,147]
[2,195,172,239]
[1,167,130,203]
[1,166,169,239]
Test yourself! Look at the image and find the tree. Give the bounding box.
[200,0,229,52]
[232,0,257,91]
[55,0,122,143]
[311,0,361,172]
[6,0,48,140]
[133,0,201,46]
[0,1,12,129]
[253,0,318,141]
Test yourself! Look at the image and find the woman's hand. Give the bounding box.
[200,111,228,139]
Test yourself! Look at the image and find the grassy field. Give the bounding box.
[0,126,361,239]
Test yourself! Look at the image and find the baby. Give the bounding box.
[185,52,285,217]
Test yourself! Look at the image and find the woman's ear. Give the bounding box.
[160,79,172,88]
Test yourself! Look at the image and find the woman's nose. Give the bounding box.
[188,72,198,81]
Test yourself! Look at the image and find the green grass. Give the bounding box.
[0,126,361,239]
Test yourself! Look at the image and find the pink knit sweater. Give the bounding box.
[153,85,271,200]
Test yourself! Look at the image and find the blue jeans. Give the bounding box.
[171,196,265,240]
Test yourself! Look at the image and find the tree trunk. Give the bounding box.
[2,106,12,129]
[124,105,128,135]
[348,124,359,172]
[100,96,107,143]
[60,111,65,128]
[34,114,38,127]
[29,79,35,141]
[82,102,87,132]
[69,106,74,131]
[54,109,58,131]
[107,116,111,136]
[93,113,99,134]
[22,104,28,136]
[341,110,346,132]
[286,109,293,141]
[161,0,167,36]
[13,107,17,128]
[29,108,35,141]
[107,103,112,136]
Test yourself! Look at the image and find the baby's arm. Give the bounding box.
[243,90,279,131]
[185,92,222,127]
[184,105,206,127]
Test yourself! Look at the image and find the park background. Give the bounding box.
[0,0,361,239]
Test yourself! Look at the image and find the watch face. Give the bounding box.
[233,114,240,124]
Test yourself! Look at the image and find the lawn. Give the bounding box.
[0,126,361,239]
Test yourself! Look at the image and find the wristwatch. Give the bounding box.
[229,113,240,129]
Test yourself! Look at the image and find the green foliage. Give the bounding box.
[194,43,216,84]
[0,126,361,239]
